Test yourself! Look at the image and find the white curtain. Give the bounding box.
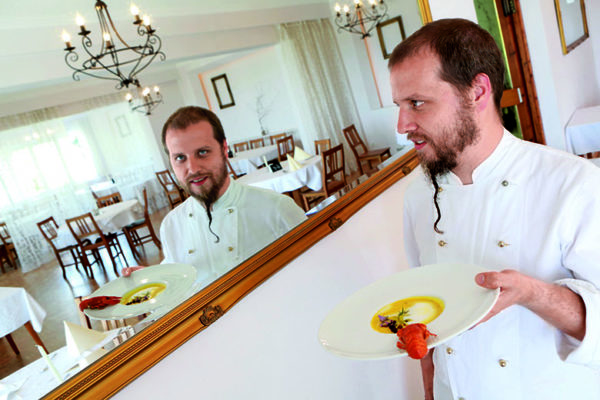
[278,19,361,173]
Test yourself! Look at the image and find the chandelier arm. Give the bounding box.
[126,35,154,80]
[65,44,126,84]
[103,2,135,49]
[128,40,165,79]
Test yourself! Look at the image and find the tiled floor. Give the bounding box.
[0,207,169,379]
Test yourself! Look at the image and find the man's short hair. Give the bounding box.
[161,106,226,154]
[388,18,505,115]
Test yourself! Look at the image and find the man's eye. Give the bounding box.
[411,100,424,108]
[174,155,185,162]
[198,149,208,156]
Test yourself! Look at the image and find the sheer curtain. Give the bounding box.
[278,19,361,173]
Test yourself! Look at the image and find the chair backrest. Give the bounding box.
[226,158,240,179]
[65,213,104,246]
[314,139,331,155]
[141,188,150,219]
[249,138,264,149]
[155,170,176,190]
[0,222,11,245]
[37,217,59,245]
[343,124,368,157]
[233,141,249,152]
[321,144,347,196]
[269,133,287,145]
[277,136,295,162]
[156,170,186,209]
[96,192,122,208]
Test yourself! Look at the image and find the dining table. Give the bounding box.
[236,155,323,193]
[228,145,279,176]
[565,104,600,156]
[0,287,47,353]
[54,199,144,248]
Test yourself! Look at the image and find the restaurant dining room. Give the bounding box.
[1,0,600,399]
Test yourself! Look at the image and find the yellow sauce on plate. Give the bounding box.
[120,282,167,306]
[370,296,445,334]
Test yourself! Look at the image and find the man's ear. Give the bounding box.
[471,73,493,112]
[223,140,229,157]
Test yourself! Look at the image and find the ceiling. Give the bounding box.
[0,0,332,103]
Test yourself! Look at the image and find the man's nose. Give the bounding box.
[397,108,417,135]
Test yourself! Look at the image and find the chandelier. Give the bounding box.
[334,0,389,39]
[61,1,165,90]
[125,85,163,115]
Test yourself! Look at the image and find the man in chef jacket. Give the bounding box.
[124,106,306,288]
[389,18,600,400]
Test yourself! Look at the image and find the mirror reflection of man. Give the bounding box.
[390,19,600,400]
[124,106,306,287]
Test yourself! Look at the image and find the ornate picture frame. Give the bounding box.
[554,0,589,55]
[376,16,407,60]
[211,74,236,109]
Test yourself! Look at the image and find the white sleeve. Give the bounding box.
[555,170,600,368]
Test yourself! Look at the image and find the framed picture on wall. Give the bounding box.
[211,74,236,109]
[376,16,407,60]
[554,0,589,55]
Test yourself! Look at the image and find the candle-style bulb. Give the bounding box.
[153,86,160,93]
[142,15,151,26]
[75,13,85,27]
[103,32,111,42]
[343,4,350,13]
[125,93,133,102]
[334,3,341,12]
[142,87,151,96]
[130,4,140,16]
[61,30,71,43]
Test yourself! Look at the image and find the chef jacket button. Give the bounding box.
[228,246,234,252]
[458,397,466,400]
[438,240,447,247]
[501,180,509,187]
[228,208,234,214]
[437,187,443,193]
[499,359,508,367]
[188,249,195,254]
[497,241,509,248]
[446,347,454,354]
[189,213,193,218]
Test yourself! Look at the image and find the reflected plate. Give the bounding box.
[318,263,499,360]
[84,263,197,320]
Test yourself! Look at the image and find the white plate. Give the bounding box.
[318,263,499,360]
[84,263,197,320]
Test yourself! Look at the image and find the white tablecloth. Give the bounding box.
[90,181,119,197]
[54,200,143,248]
[237,156,323,193]
[565,104,600,155]
[0,287,46,337]
[229,145,278,176]
[0,346,79,400]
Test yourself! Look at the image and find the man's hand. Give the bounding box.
[121,265,146,277]
[475,269,586,340]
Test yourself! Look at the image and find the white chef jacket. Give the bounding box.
[403,130,600,400]
[160,180,307,287]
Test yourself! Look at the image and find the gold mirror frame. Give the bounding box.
[43,1,431,397]
[554,0,589,54]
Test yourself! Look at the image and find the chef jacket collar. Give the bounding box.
[191,179,242,211]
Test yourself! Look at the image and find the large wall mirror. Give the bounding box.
[0,1,430,398]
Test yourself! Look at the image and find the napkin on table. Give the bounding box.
[64,321,109,369]
[293,147,312,161]
[286,154,303,171]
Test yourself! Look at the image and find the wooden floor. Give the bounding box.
[0,207,169,379]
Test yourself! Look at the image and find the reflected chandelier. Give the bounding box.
[334,0,389,39]
[61,1,165,90]
[125,85,163,116]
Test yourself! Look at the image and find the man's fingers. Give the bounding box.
[475,272,502,289]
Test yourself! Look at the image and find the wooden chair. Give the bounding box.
[343,124,391,176]
[233,141,250,152]
[156,170,187,209]
[96,192,122,208]
[37,217,82,280]
[0,222,18,271]
[277,136,295,162]
[250,138,264,149]
[314,139,331,155]
[226,158,243,179]
[66,213,129,278]
[122,188,162,261]
[301,144,347,211]
[269,133,287,145]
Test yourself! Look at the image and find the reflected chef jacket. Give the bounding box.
[403,130,600,400]
[160,180,307,287]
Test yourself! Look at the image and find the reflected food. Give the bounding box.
[121,282,166,305]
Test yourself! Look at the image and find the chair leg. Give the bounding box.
[123,228,142,262]
[80,250,94,279]
[5,333,20,355]
[24,321,48,354]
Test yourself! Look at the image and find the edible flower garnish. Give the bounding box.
[378,307,412,334]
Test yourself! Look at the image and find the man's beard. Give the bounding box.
[185,153,229,242]
[416,100,479,234]
[420,103,479,182]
